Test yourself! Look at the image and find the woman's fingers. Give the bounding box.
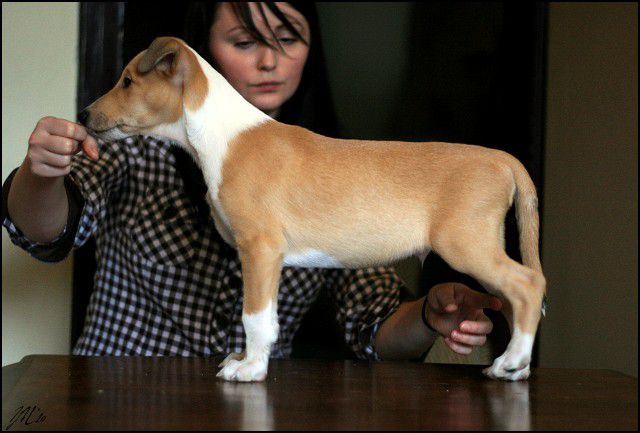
[450,329,487,346]
[444,336,473,355]
[81,134,100,160]
[459,317,493,335]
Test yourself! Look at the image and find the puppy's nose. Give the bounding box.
[78,109,90,126]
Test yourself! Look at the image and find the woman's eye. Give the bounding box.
[123,77,132,88]
[234,40,255,49]
[278,37,297,45]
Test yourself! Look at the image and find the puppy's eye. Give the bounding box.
[123,77,132,88]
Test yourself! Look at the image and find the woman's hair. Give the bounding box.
[183,1,340,137]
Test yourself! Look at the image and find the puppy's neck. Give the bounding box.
[181,48,272,195]
[185,65,271,148]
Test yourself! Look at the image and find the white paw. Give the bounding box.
[484,327,534,381]
[483,353,530,381]
[216,356,268,382]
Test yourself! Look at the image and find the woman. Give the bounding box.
[3,2,501,364]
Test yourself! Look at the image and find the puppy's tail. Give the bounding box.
[510,157,548,315]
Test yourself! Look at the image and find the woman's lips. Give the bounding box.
[252,81,283,92]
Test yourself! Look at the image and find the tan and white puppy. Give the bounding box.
[80,37,547,382]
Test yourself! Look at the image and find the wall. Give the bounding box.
[317,2,413,140]
[2,2,79,366]
[540,2,638,377]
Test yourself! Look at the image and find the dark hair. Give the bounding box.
[175,2,340,232]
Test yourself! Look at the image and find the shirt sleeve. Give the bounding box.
[323,266,411,361]
[2,138,132,262]
[2,166,84,262]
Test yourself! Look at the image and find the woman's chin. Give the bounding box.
[249,97,284,116]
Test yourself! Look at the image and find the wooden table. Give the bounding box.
[2,355,637,430]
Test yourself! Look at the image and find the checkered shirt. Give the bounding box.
[3,135,406,360]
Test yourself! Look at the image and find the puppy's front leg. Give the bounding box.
[217,234,283,382]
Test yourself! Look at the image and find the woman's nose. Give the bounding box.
[257,46,278,71]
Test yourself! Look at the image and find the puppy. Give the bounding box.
[80,37,546,382]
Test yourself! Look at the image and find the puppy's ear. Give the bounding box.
[138,37,185,81]
[137,36,208,111]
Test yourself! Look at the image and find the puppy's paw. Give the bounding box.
[484,364,530,381]
[216,357,268,382]
[483,354,530,381]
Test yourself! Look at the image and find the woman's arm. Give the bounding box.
[8,161,69,242]
[374,296,438,360]
[7,117,98,242]
[375,282,502,360]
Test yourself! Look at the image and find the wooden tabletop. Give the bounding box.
[2,355,637,431]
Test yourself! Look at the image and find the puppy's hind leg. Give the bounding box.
[479,254,545,381]
[217,232,284,382]
[432,223,545,381]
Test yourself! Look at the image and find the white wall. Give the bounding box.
[540,2,638,377]
[2,2,79,366]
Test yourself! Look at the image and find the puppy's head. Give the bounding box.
[79,36,207,145]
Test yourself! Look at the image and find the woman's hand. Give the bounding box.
[27,116,99,178]
[7,116,100,243]
[425,282,503,355]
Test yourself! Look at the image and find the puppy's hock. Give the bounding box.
[80,36,547,382]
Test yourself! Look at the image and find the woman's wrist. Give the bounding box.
[375,297,439,360]
[7,159,69,242]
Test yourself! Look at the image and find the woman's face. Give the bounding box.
[208,2,311,118]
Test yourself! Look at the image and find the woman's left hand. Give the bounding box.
[425,282,503,355]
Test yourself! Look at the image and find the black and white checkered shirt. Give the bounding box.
[3,136,407,360]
